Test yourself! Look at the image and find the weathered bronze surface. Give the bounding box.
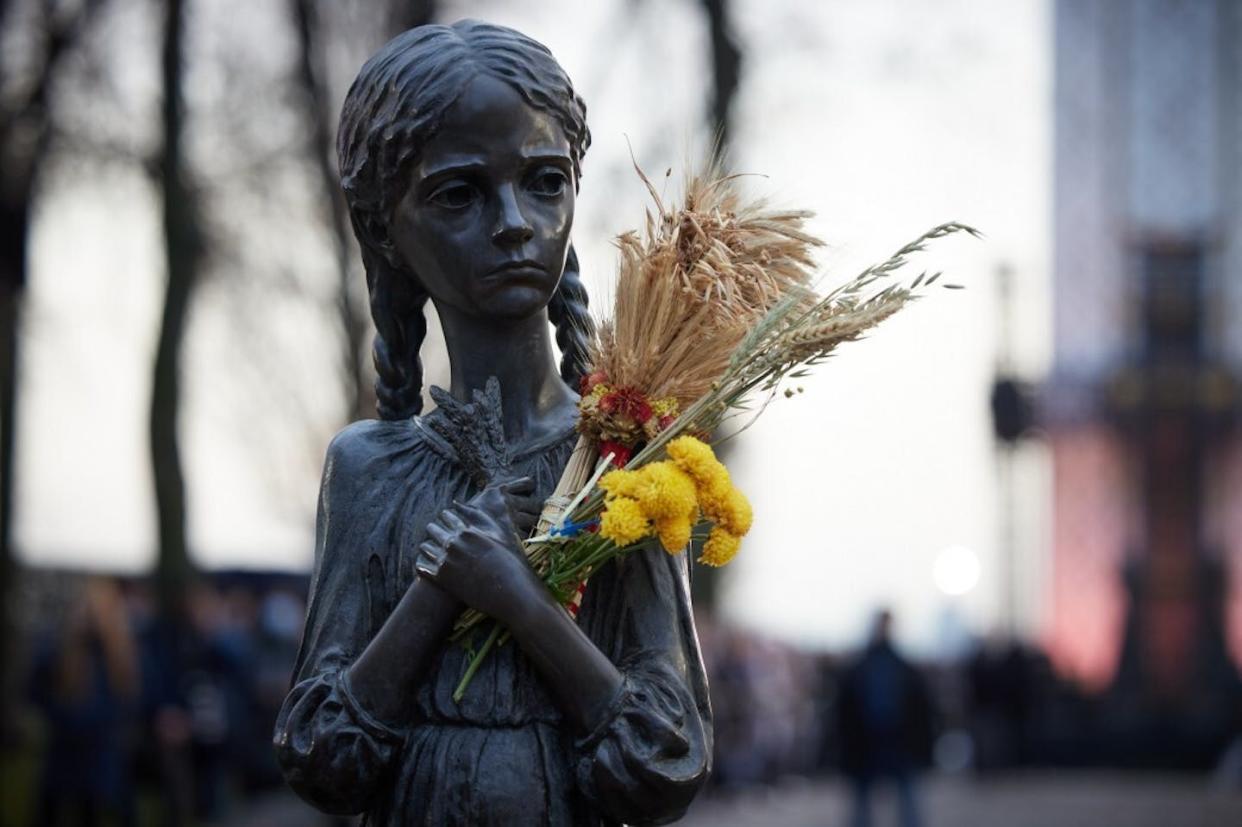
[274,20,712,826]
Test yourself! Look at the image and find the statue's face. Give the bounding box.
[391,73,576,320]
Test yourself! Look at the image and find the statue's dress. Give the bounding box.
[274,384,712,826]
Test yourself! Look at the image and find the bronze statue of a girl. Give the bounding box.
[274,20,712,826]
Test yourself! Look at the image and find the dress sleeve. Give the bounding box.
[573,545,714,826]
[272,426,405,816]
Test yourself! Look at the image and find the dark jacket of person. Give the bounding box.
[836,641,934,776]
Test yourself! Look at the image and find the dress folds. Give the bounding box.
[274,390,712,826]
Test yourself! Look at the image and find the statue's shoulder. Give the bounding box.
[322,418,427,487]
[326,417,399,457]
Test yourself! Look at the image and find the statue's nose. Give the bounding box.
[492,184,534,245]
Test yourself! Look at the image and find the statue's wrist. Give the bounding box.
[499,575,564,638]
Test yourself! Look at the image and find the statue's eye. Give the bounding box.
[528,168,568,197]
[428,181,477,209]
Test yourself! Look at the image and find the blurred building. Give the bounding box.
[1037,0,1241,763]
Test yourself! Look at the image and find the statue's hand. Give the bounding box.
[415,478,545,622]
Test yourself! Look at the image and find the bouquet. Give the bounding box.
[450,164,977,701]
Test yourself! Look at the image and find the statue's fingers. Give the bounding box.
[455,502,513,540]
[439,509,468,532]
[425,522,453,546]
[453,501,491,526]
[415,542,444,577]
[507,496,542,516]
[417,539,445,562]
[499,476,535,497]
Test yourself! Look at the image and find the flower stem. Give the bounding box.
[453,622,503,702]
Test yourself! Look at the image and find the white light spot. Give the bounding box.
[933,545,980,596]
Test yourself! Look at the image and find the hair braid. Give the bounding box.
[548,245,594,390]
[364,242,429,420]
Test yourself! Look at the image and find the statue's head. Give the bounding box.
[338,20,593,420]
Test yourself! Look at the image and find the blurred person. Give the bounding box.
[708,628,767,789]
[836,609,933,827]
[240,588,307,791]
[706,625,827,790]
[812,652,844,774]
[968,633,1034,770]
[136,581,253,824]
[751,638,816,781]
[27,576,140,827]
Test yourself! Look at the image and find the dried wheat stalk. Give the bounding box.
[591,166,824,407]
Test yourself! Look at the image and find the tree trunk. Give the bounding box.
[0,0,106,733]
[692,0,742,611]
[151,0,201,618]
[289,0,438,423]
[0,227,21,739]
[292,0,369,421]
[700,0,742,152]
[386,0,437,35]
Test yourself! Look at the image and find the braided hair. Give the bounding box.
[337,20,594,420]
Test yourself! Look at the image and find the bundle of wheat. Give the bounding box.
[448,164,978,702]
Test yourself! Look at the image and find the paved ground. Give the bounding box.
[678,772,1242,827]
[223,772,1242,827]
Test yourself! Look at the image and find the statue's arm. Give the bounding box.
[503,576,626,730]
[565,546,713,825]
[344,574,459,723]
[274,424,458,815]
[418,495,712,824]
[416,488,623,732]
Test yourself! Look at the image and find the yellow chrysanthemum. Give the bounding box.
[701,485,752,536]
[697,486,726,521]
[665,436,721,483]
[599,496,651,546]
[654,514,693,553]
[722,487,753,535]
[599,469,643,500]
[663,435,752,545]
[698,527,742,567]
[667,438,735,515]
[598,437,749,559]
[631,462,698,520]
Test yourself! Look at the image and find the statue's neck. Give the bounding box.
[435,304,575,444]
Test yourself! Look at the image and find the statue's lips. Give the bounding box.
[484,262,548,282]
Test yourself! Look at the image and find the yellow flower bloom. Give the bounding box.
[654,515,693,553]
[599,496,651,546]
[663,435,752,553]
[697,486,724,523]
[599,436,749,560]
[714,487,753,536]
[599,469,643,500]
[690,467,747,530]
[631,462,698,520]
[698,527,742,567]
[666,436,721,484]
